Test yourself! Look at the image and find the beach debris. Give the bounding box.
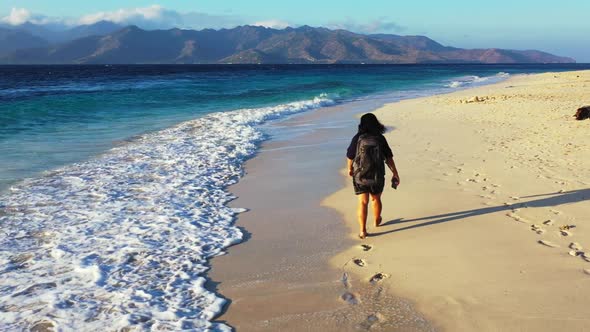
[574,106,590,120]
[559,225,575,231]
[460,95,494,104]
[369,273,388,284]
[341,292,359,305]
[538,240,559,248]
[360,244,373,251]
[353,258,366,267]
[570,242,583,251]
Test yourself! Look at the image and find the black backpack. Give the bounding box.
[353,134,385,186]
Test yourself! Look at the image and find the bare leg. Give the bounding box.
[357,193,369,238]
[370,192,382,227]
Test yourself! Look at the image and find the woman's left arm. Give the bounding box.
[347,158,354,176]
[386,157,400,183]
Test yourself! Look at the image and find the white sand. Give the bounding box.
[325,70,590,331]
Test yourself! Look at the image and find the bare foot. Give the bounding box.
[359,231,367,239]
[374,216,382,227]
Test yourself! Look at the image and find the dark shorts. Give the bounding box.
[353,177,385,195]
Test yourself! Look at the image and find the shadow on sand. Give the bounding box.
[371,189,590,237]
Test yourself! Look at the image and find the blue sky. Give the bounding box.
[1,0,589,61]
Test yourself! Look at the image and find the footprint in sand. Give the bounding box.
[530,225,546,234]
[543,219,555,226]
[568,250,584,257]
[353,258,366,267]
[358,313,383,329]
[369,273,388,284]
[584,269,590,276]
[506,212,529,224]
[559,225,575,237]
[569,243,583,251]
[550,209,562,215]
[538,240,560,248]
[360,244,373,252]
[341,272,350,289]
[582,253,590,262]
[341,292,360,305]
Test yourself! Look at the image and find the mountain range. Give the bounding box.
[0,23,575,64]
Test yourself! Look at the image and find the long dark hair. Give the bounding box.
[358,113,385,135]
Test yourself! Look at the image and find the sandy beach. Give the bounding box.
[210,99,434,331]
[325,70,590,331]
[210,70,590,331]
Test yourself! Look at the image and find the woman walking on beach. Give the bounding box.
[347,113,400,239]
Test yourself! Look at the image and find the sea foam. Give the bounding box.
[0,94,334,331]
[445,72,510,88]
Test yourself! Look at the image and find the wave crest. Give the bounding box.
[0,94,334,331]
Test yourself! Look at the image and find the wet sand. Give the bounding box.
[209,99,435,331]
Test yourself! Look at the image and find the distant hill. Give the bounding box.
[0,21,122,45]
[0,25,575,64]
[0,28,48,54]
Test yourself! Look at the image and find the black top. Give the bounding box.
[346,133,394,160]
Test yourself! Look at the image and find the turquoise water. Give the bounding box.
[2,64,588,191]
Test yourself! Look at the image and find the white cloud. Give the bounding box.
[330,17,406,34]
[2,7,32,25]
[76,5,245,30]
[1,7,69,26]
[0,5,283,31]
[252,19,290,29]
[78,5,181,27]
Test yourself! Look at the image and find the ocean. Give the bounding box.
[1,64,588,331]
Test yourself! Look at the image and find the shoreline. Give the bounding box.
[208,71,531,331]
[325,70,590,331]
[209,98,435,331]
